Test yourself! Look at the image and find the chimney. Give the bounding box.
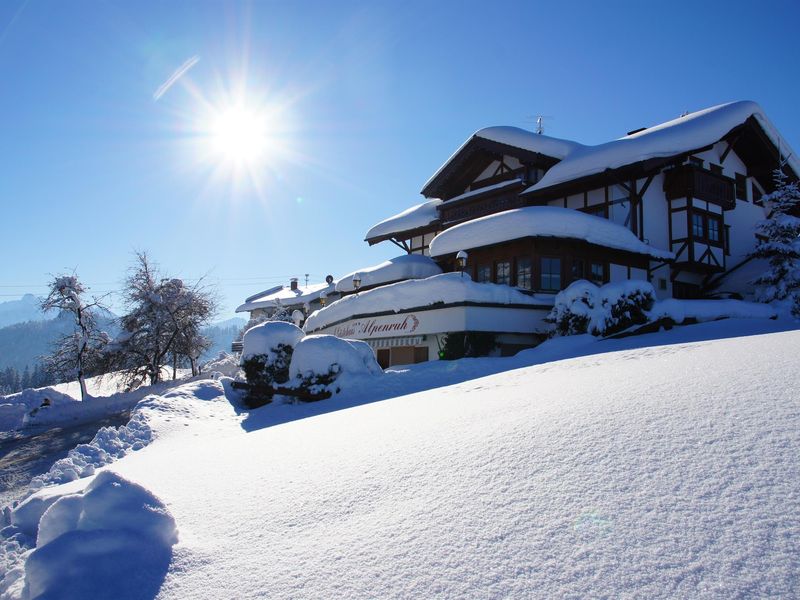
[290,277,299,291]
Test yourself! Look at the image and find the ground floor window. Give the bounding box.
[516,257,532,289]
[589,262,605,285]
[476,264,491,283]
[496,261,511,285]
[540,257,561,291]
[571,259,584,281]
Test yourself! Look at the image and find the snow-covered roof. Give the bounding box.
[428,206,673,260]
[335,255,443,293]
[305,272,553,333]
[236,282,334,313]
[422,127,583,195]
[525,101,800,195]
[365,199,442,242]
[443,178,523,206]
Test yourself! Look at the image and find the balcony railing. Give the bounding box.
[663,165,735,209]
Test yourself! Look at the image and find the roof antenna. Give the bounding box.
[304,273,309,287]
[524,114,553,135]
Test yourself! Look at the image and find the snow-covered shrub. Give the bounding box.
[547,280,601,336]
[240,321,305,387]
[547,279,656,337]
[288,335,382,397]
[597,280,657,336]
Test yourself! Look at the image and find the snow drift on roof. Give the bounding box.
[236,282,333,313]
[525,101,800,195]
[428,206,673,260]
[365,199,442,241]
[335,255,442,293]
[421,127,582,195]
[305,272,552,332]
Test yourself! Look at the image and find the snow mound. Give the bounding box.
[201,351,242,378]
[335,254,442,293]
[429,206,673,260]
[0,388,77,431]
[289,335,382,383]
[26,380,226,493]
[241,320,305,361]
[364,198,442,241]
[305,272,551,333]
[22,471,177,600]
[651,298,777,323]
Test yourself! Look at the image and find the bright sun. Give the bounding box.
[208,105,272,166]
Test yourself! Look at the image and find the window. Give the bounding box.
[496,261,511,286]
[692,213,705,238]
[689,156,704,168]
[589,262,604,285]
[735,173,748,200]
[571,259,584,281]
[540,257,561,291]
[707,216,720,243]
[658,278,668,291]
[476,264,491,283]
[709,163,723,175]
[516,257,532,290]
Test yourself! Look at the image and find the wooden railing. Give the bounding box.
[663,165,735,209]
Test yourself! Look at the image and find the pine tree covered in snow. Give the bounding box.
[750,169,800,316]
[40,274,109,400]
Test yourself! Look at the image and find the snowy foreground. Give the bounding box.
[2,319,800,598]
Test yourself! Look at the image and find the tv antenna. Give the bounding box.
[524,114,554,135]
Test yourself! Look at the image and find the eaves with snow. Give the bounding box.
[235,282,334,313]
[364,199,443,244]
[428,206,674,260]
[335,255,443,293]
[305,272,553,333]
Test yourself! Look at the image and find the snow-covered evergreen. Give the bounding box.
[750,169,800,316]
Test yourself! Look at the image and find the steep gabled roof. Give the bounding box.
[364,199,442,244]
[421,127,583,199]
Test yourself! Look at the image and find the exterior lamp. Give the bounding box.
[319,291,327,307]
[352,273,362,293]
[456,250,468,277]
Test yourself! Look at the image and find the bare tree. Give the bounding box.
[40,274,109,400]
[108,253,217,388]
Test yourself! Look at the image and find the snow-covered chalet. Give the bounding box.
[270,101,797,367]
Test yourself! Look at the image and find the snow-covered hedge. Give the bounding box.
[548,280,656,337]
[240,321,305,388]
[549,279,776,338]
[288,335,382,395]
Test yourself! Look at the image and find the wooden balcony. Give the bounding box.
[663,165,735,209]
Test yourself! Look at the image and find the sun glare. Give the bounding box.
[209,105,272,166]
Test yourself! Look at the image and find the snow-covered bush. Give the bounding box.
[547,279,656,337]
[288,335,382,396]
[240,321,305,388]
[597,280,657,336]
[547,280,601,336]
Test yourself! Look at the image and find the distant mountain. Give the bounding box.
[201,318,246,359]
[0,311,119,372]
[0,294,56,328]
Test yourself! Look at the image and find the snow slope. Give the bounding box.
[2,318,798,598]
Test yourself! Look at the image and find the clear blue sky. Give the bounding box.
[1,0,798,319]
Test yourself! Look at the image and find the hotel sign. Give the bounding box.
[331,313,421,339]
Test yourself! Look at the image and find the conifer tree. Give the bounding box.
[750,169,800,316]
